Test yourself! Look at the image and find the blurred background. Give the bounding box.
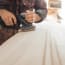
[45,0,65,24]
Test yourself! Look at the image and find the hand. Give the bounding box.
[0,9,17,26]
[32,13,41,23]
[25,10,41,23]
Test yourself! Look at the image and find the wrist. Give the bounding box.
[0,9,5,16]
[0,9,9,16]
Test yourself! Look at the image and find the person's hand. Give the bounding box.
[25,10,41,23]
[32,13,41,23]
[0,9,17,26]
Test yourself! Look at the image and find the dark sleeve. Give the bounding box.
[0,0,10,9]
[35,0,47,23]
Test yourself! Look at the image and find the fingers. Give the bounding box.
[1,14,17,26]
[25,17,33,23]
[25,13,41,23]
[8,16,14,25]
[25,11,33,23]
[11,14,17,24]
[33,14,41,22]
[1,16,11,26]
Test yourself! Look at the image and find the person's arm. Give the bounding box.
[0,0,10,10]
[35,0,47,23]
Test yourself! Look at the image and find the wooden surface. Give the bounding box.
[0,19,65,65]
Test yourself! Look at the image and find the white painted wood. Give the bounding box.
[0,20,65,65]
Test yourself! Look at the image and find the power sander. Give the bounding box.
[0,14,35,32]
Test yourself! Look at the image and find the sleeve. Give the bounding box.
[0,0,10,9]
[35,0,47,23]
